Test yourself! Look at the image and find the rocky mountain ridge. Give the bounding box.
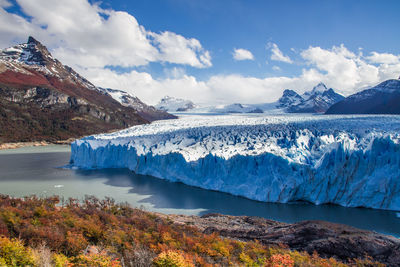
[98,88,175,121]
[0,37,172,143]
[277,82,345,113]
[326,78,400,114]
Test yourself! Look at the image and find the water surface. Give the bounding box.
[0,145,399,237]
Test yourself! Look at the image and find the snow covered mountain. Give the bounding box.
[278,83,345,113]
[0,37,172,142]
[98,88,176,121]
[71,114,400,211]
[0,36,97,91]
[155,96,196,112]
[210,103,263,113]
[276,89,303,109]
[326,79,400,114]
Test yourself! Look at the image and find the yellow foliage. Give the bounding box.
[153,250,194,267]
[72,253,121,267]
[52,253,70,267]
[0,236,38,266]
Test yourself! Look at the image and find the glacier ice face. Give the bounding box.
[70,114,400,211]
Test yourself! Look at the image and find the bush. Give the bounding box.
[0,236,38,266]
[153,250,194,267]
[52,253,70,267]
[72,253,121,267]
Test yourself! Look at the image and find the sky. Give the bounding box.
[1,0,400,105]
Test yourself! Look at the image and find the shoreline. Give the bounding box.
[0,139,74,150]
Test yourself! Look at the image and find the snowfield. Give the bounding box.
[71,114,400,211]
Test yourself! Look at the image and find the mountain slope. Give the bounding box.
[276,89,303,109]
[0,37,150,143]
[98,88,176,121]
[326,79,400,114]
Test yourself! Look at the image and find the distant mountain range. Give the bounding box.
[0,37,174,143]
[210,103,263,113]
[159,83,345,114]
[326,79,400,114]
[277,83,345,113]
[154,78,400,115]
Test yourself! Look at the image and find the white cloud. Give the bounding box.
[150,31,211,68]
[78,66,318,106]
[272,66,281,71]
[1,1,400,106]
[268,42,293,63]
[300,44,400,94]
[232,48,254,61]
[0,0,11,8]
[79,43,400,106]
[367,52,400,64]
[79,67,211,105]
[0,0,211,68]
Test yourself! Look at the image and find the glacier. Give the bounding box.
[70,114,400,211]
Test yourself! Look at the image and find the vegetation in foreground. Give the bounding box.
[0,195,384,266]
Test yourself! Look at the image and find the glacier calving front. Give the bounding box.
[71,114,400,211]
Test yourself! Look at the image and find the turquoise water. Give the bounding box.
[0,145,399,237]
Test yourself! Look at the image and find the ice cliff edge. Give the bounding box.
[70,115,400,211]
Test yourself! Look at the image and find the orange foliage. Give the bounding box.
[0,195,383,266]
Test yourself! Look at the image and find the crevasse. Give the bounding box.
[70,114,400,211]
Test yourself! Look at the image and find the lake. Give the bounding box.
[0,145,399,237]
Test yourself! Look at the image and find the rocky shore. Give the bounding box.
[162,213,400,266]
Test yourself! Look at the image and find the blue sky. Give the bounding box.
[96,0,400,79]
[1,0,400,104]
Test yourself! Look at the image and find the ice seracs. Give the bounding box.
[71,114,400,211]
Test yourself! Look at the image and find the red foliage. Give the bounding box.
[0,69,50,87]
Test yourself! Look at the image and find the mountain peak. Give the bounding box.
[282,89,299,96]
[311,82,328,94]
[156,96,195,112]
[27,36,41,45]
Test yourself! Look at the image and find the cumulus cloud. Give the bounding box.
[78,66,319,106]
[1,1,400,106]
[79,43,400,106]
[268,42,293,63]
[300,44,400,94]
[149,31,211,68]
[232,48,254,61]
[0,0,211,68]
[367,51,400,64]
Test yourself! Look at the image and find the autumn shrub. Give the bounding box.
[268,253,294,267]
[0,195,384,266]
[72,253,121,267]
[0,236,38,266]
[52,253,70,267]
[153,250,194,267]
